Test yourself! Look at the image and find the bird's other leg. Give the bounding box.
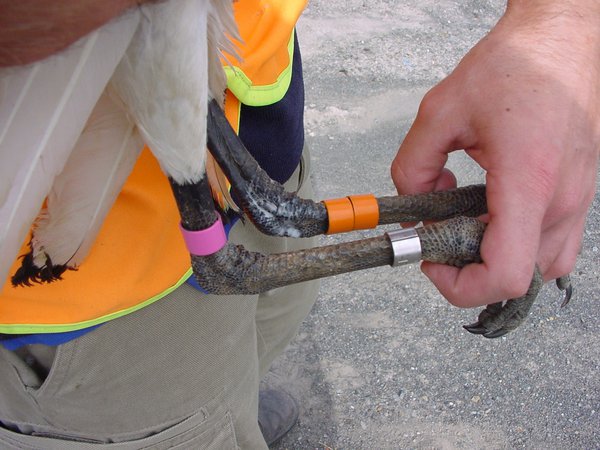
[418,218,573,337]
[167,171,393,294]
[206,100,487,239]
[376,186,487,225]
[167,178,569,337]
[206,99,329,237]
[183,211,475,295]
[169,177,220,232]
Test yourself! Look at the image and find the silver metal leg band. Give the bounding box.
[386,228,422,266]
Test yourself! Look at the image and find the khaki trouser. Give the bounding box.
[0,152,319,449]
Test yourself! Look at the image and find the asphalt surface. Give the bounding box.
[267,1,600,449]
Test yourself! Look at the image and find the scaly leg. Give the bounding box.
[170,101,574,338]
[418,220,573,337]
[206,99,487,237]
[462,271,572,338]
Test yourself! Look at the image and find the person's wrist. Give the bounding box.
[504,0,600,41]
[507,0,600,20]
[491,0,600,94]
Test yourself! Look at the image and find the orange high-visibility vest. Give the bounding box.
[0,0,307,334]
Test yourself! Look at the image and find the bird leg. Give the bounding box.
[170,180,567,339]
[419,219,573,338]
[206,99,487,237]
[169,178,485,295]
[462,270,572,338]
[168,105,573,337]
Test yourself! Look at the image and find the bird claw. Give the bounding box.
[557,275,573,308]
[463,303,524,339]
[463,269,542,338]
[463,270,574,338]
[463,321,510,338]
[463,301,518,338]
[463,298,534,338]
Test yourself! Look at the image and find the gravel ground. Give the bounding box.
[267,1,600,449]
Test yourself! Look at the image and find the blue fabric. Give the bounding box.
[0,325,101,350]
[238,32,305,184]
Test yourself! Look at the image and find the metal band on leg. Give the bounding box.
[386,228,421,266]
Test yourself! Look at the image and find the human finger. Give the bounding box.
[421,171,548,307]
[391,87,468,196]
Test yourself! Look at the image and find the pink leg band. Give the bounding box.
[179,215,227,256]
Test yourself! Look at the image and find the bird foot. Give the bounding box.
[463,269,573,338]
[463,298,535,338]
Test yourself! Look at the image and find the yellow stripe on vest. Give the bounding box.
[224,29,295,106]
[223,0,307,106]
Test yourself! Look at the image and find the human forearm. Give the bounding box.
[0,0,141,67]
[504,0,600,50]
[507,0,600,18]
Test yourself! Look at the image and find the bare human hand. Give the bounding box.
[391,0,600,308]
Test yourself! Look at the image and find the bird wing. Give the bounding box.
[110,0,238,186]
[0,11,141,287]
[110,0,212,185]
[30,90,143,270]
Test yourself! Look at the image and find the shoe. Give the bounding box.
[257,388,299,446]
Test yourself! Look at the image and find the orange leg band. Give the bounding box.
[322,194,379,234]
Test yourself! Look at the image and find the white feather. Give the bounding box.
[207,0,241,101]
[0,11,140,287]
[110,0,237,185]
[1,1,238,287]
[111,0,211,184]
[30,91,143,269]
